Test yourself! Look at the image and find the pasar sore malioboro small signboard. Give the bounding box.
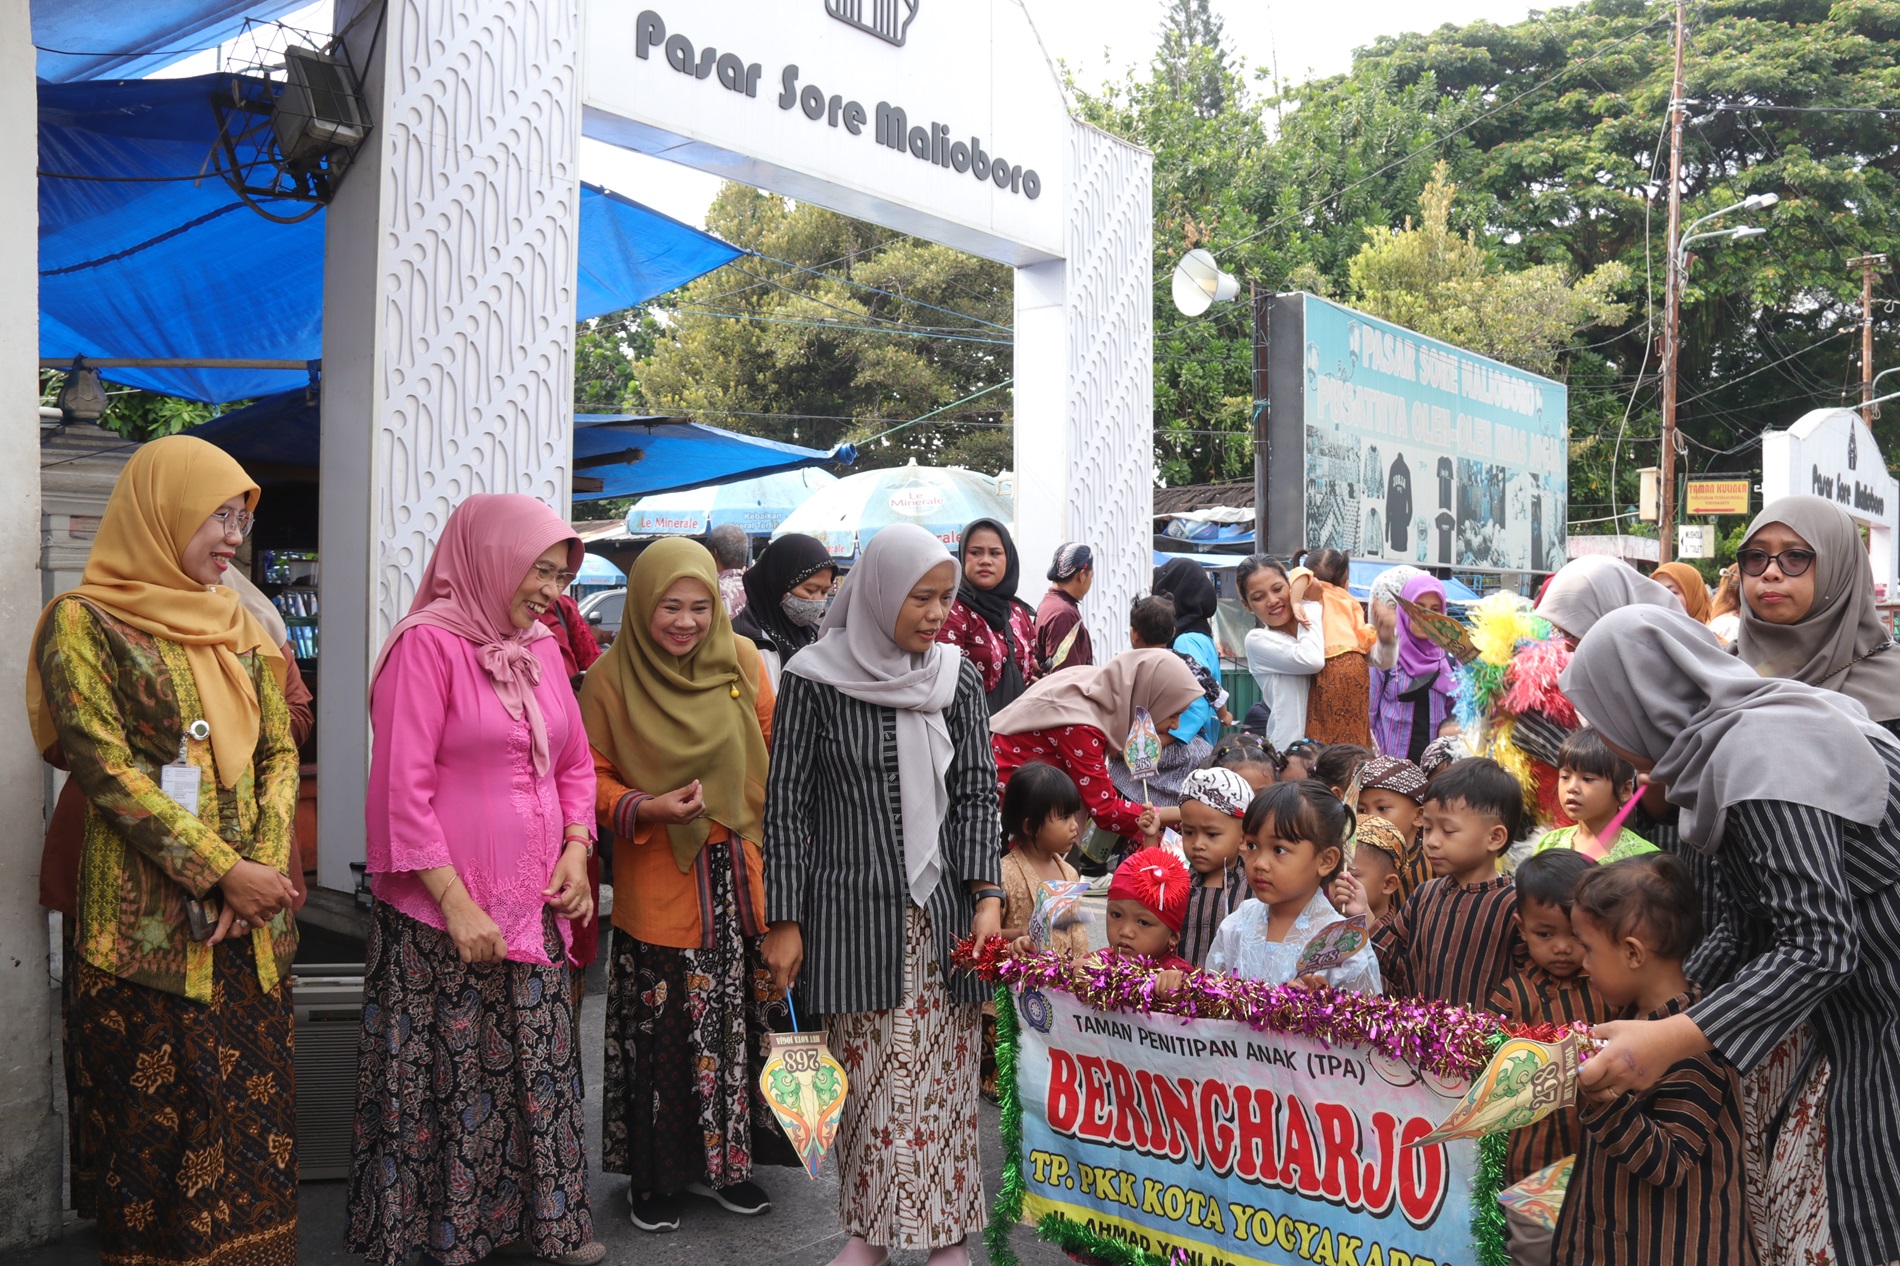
[1012,987,1479,1266]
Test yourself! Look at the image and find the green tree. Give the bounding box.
[631,184,1014,472]
[1159,0,1233,117]
[1074,0,1897,529]
[1348,162,1632,376]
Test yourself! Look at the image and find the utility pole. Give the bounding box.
[1849,253,1888,422]
[1657,0,1688,565]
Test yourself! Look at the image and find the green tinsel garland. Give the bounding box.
[1471,1031,1512,1266]
[987,983,1513,1266]
[986,984,1027,1266]
[1037,1211,1180,1265]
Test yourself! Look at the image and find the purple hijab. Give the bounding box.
[1397,574,1455,696]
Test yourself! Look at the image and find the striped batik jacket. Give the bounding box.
[1684,739,1900,1266]
[1553,989,1754,1266]
[1371,874,1521,1010]
[762,658,1002,1016]
[1487,964,1611,1183]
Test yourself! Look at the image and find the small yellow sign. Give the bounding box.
[1685,478,1752,516]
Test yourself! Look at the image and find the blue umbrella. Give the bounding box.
[625,468,839,537]
[575,553,626,586]
[772,461,1013,560]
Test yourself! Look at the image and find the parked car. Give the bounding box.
[578,586,625,645]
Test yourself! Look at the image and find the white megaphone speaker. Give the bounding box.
[1171,249,1240,317]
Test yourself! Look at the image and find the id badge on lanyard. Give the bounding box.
[162,719,210,816]
[165,720,220,941]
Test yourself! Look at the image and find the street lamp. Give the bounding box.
[1658,192,1776,562]
[1871,366,1900,419]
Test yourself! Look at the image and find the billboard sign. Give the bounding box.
[1685,478,1752,516]
[1261,294,1569,573]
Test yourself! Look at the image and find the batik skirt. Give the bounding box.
[826,905,986,1253]
[346,905,592,1266]
[601,856,791,1193]
[1741,1025,1833,1266]
[72,938,298,1266]
[1307,650,1373,749]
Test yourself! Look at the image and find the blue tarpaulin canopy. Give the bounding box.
[574,416,856,501]
[40,75,743,402]
[187,392,855,499]
[34,0,313,82]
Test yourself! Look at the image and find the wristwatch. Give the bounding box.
[564,833,595,860]
[972,886,1005,906]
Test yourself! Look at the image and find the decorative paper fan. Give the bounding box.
[1397,594,1480,664]
[759,999,849,1178]
[1417,1033,1581,1145]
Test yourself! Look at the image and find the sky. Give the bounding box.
[160,0,1543,230]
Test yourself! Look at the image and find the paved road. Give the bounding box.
[17,989,1074,1266]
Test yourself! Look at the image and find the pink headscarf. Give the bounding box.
[1397,573,1455,697]
[369,494,583,776]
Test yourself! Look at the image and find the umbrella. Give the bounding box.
[771,460,1014,560]
[625,468,839,537]
[575,553,625,586]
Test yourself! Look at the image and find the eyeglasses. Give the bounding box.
[530,562,578,589]
[1737,548,1815,578]
[210,508,256,540]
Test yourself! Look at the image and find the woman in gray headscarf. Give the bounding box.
[760,523,1002,1266]
[1534,554,1684,642]
[1736,495,1900,735]
[1564,606,1900,1266]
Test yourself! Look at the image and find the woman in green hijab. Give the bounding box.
[580,539,787,1234]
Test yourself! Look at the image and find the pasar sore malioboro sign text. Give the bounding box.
[631,10,1044,200]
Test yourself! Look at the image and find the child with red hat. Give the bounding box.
[1104,846,1195,973]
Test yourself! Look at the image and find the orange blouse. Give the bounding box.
[592,648,776,950]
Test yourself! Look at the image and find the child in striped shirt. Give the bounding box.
[1174,767,1254,967]
[1487,849,1609,1266]
[1555,853,1752,1266]
[1358,758,1524,1009]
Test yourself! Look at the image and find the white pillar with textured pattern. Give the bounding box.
[317,0,582,892]
[1013,120,1153,661]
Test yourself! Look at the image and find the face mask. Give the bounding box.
[780,594,829,628]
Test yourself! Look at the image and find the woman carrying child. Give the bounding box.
[1237,555,1324,753]
[990,649,1203,844]
[1566,607,1900,1266]
[1292,549,1376,747]
[1205,781,1381,992]
[760,525,1003,1266]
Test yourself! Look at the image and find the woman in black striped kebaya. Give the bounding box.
[760,524,1003,1266]
[1565,607,1900,1266]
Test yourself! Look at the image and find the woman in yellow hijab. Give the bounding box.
[27,434,301,1266]
[580,537,789,1232]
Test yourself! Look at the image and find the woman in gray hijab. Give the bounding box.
[1564,605,1900,1266]
[1534,554,1684,642]
[1737,495,1900,735]
[760,523,1002,1266]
